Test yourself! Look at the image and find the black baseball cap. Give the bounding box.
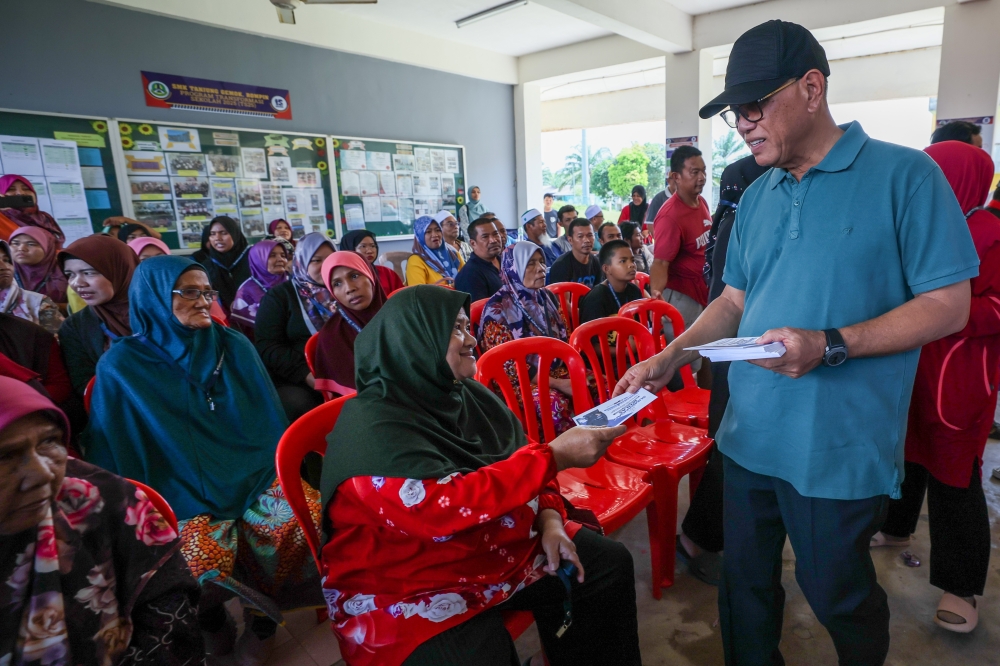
[699,20,830,119]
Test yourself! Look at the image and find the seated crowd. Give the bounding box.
[2,23,1000,664]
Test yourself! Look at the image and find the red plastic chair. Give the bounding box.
[304,333,339,402]
[618,299,709,429]
[275,394,534,638]
[83,375,96,414]
[475,337,664,598]
[633,272,650,294]
[545,282,590,334]
[569,317,714,589]
[470,297,488,340]
[211,315,229,327]
[127,479,178,532]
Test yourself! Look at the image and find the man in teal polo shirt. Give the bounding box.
[615,20,978,666]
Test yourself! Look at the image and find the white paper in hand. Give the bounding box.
[684,337,786,362]
[572,388,658,428]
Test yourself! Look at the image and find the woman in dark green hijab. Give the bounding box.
[319,285,641,666]
[83,256,322,662]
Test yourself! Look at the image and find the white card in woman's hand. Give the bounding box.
[573,389,658,427]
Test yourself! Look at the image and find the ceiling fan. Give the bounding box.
[269,0,377,25]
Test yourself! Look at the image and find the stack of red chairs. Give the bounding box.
[618,299,710,429]
[568,317,713,589]
[475,336,668,597]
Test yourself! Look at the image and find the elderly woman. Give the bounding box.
[0,175,65,245]
[127,236,172,262]
[231,239,289,340]
[406,215,464,287]
[57,236,137,396]
[198,216,251,313]
[266,218,296,245]
[0,376,204,665]
[0,240,64,334]
[319,286,640,666]
[479,242,578,434]
[311,251,386,397]
[340,229,404,295]
[9,227,68,306]
[255,232,333,420]
[83,256,322,663]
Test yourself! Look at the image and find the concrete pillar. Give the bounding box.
[514,82,543,221]
[936,0,1000,165]
[662,50,715,199]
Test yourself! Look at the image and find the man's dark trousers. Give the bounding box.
[719,454,890,665]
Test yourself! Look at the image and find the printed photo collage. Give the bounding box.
[123,125,328,249]
[338,144,461,231]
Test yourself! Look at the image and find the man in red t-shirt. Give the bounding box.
[651,145,711,324]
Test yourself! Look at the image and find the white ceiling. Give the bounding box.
[329,0,613,57]
[667,0,768,15]
[541,7,946,101]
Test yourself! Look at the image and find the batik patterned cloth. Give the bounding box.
[178,479,324,623]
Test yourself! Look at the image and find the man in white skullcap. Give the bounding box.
[434,209,472,263]
[519,208,559,268]
[585,204,605,251]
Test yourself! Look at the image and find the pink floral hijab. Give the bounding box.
[0,377,187,666]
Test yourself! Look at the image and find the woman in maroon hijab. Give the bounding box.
[874,141,1000,633]
[312,251,386,397]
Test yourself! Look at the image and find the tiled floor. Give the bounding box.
[255,440,1000,665]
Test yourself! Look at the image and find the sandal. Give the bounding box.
[676,535,722,586]
[934,593,978,633]
[869,531,910,548]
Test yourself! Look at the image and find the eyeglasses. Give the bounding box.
[720,78,799,129]
[356,242,378,251]
[172,288,219,302]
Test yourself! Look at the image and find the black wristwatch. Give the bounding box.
[822,328,848,367]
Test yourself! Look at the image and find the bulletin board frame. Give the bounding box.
[113,117,337,252]
[0,107,125,244]
[328,135,468,242]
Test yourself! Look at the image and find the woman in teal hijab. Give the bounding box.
[319,285,640,666]
[83,255,322,662]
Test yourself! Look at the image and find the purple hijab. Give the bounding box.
[231,239,287,327]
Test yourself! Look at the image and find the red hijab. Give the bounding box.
[0,175,66,246]
[9,227,68,303]
[924,141,1000,256]
[59,235,138,338]
[313,251,386,396]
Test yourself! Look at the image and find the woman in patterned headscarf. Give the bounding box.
[254,232,333,420]
[406,215,464,287]
[478,242,577,434]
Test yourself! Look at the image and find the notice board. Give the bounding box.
[115,119,334,250]
[0,109,123,244]
[330,136,467,239]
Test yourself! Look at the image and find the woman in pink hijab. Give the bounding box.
[127,236,172,262]
[8,226,68,304]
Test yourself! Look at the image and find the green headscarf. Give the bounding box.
[320,285,526,528]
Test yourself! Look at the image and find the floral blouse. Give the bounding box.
[320,443,578,666]
[0,459,204,666]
